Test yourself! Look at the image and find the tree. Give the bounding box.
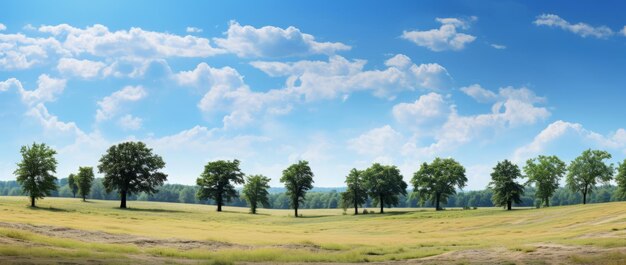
[615,159,626,199]
[76,167,95,201]
[242,175,271,214]
[523,155,566,207]
[341,168,368,215]
[566,149,614,204]
[196,159,245,212]
[178,187,196,204]
[280,160,314,217]
[412,158,467,211]
[67,173,78,198]
[98,142,167,208]
[488,160,524,210]
[14,143,58,207]
[363,163,407,214]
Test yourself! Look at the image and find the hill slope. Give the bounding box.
[0,196,624,264]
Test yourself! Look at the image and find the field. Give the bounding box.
[0,197,624,264]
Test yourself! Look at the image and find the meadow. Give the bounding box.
[0,196,624,264]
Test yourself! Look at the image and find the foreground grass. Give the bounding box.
[0,196,624,264]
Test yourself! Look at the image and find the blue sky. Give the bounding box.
[1,0,626,190]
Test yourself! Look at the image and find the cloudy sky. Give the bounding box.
[1,0,626,190]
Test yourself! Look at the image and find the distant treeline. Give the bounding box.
[0,178,622,209]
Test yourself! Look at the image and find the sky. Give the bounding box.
[1,0,626,190]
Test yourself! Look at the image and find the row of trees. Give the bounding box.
[12,141,626,216]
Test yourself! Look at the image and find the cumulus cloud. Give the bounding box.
[534,14,614,39]
[0,74,66,105]
[214,21,350,57]
[251,54,450,100]
[0,24,6,31]
[38,24,224,58]
[57,58,106,79]
[0,32,67,70]
[402,17,477,51]
[117,114,142,130]
[512,120,626,162]
[95,85,147,122]
[348,125,403,156]
[392,92,449,126]
[460,84,498,103]
[186,27,203,33]
[174,62,295,128]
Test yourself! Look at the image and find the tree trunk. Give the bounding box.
[583,185,588,205]
[120,190,127,208]
[82,195,86,202]
[30,196,35,207]
[435,193,441,211]
[545,197,550,207]
[294,206,298,217]
[507,200,512,210]
[379,195,384,214]
[354,190,359,215]
[217,193,223,212]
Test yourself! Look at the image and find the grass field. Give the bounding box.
[0,196,624,264]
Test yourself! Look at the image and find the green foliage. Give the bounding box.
[14,142,58,207]
[341,168,368,215]
[178,186,197,204]
[412,158,466,211]
[566,149,614,204]
[523,155,566,207]
[488,160,524,210]
[75,167,95,201]
[280,160,314,217]
[196,159,245,212]
[363,163,407,213]
[98,141,167,208]
[67,174,78,198]
[616,160,626,200]
[242,175,271,214]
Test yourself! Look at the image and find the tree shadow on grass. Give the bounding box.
[29,206,71,212]
[115,207,187,213]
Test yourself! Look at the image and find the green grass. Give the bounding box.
[0,196,624,264]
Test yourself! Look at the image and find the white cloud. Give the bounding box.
[96,85,147,122]
[0,33,66,70]
[621,26,626,36]
[0,74,66,105]
[38,23,225,58]
[174,62,295,128]
[402,17,476,51]
[513,120,626,162]
[186,27,203,33]
[117,114,142,130]
[214,21,350,57]
[0,24,6,31]
[491,44,506,49]
[57,58,106,79]
[348,125,403,156]
[534,14,614,39]
[402,86,549,157]
[251,54,450,100]
[460,84,498,103]
[392,92,449,125]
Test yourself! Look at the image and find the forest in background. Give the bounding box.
[0,178,622,210]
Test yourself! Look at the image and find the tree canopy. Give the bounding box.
[242,174,271,214]
[412,158,466,211]
[615,159,626,200]
[363,163,407,213]
[566,149,614,204]
[196,159,245,212]
[76,166,95,201]
[523,155,566,207]
[341,168,368,215]
[489,160,524,210]
[14,143,58,207]
[67,173,78,198]
[280,160,314,217]
[98,141,167,208]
